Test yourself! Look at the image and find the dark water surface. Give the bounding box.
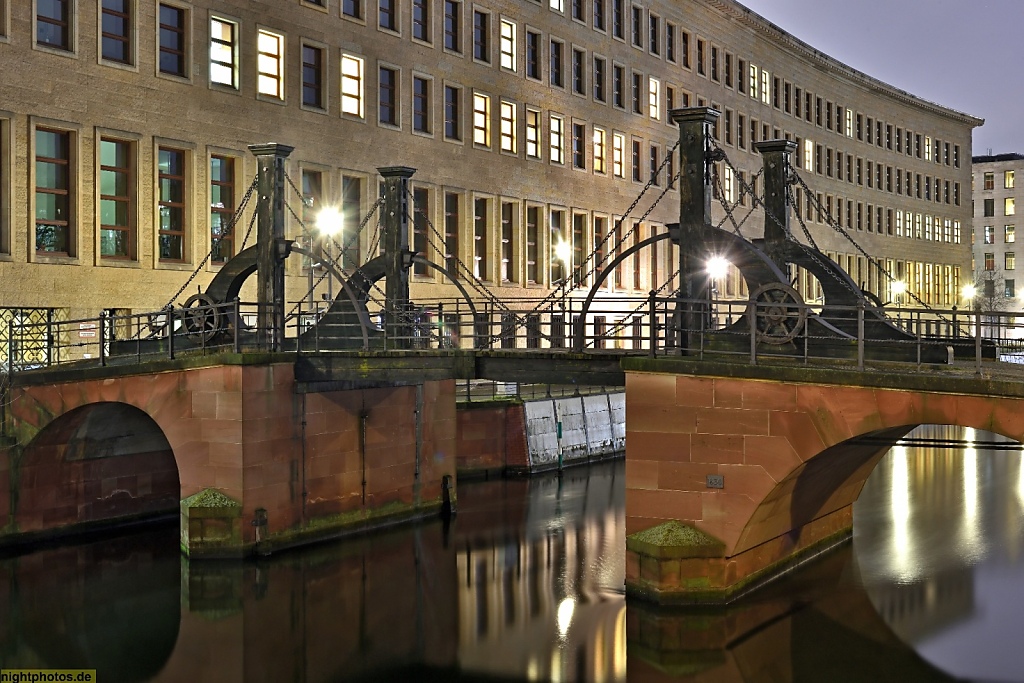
[2,426,1023,682]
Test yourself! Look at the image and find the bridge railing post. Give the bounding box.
[857,300,865,370]
[748,299,757,365]
[648,290,657,357]
[168,308,174,360]
[233,298,241,353]
[7,317,14,376]
[975,304,983,376]
[98,311,106,367]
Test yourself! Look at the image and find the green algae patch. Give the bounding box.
[627,521,725,559]
[181,489,241,508]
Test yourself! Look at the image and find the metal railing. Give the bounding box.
[6,294,1024,378]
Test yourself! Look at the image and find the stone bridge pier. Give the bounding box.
[0,359,456,557]
[622,356,1024,604]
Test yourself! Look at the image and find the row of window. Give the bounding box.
[301,0,962,170]
[978,252,1018,272]
[979,225,1017,245]
[978,198,1016,218]
[979,170,1015,191]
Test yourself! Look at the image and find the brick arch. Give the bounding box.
[731,383,1024,556]
[16,402,180,533]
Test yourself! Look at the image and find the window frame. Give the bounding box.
[96,133,138,261]
[377,63,401,129]
[155,141,192,265]
[156,1,190,81]
[208,151,239,265]
[301,40,328,112]
[99,0,135,67]
[340,52,366,119]
[34,0,78,55]
[209,14,240,90]
[411,72,433,136]
[32,121,79,260]
[256,27,286,101]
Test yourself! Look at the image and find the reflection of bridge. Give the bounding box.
[2,109,1024,602]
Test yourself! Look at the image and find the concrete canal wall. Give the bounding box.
[456,392,625,477]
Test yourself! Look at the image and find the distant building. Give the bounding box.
[971,153,1024,315]
[0,0,980,348]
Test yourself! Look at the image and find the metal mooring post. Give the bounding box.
[378,166,416,350]
[670,107,719,354]
[249,143,295,352]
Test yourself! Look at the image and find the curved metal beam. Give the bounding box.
[573,233,672,351]
[291,245,372,350]
[411,255,479,318]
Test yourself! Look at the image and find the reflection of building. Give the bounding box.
[455,465,626,682]
[0,0,978,357]
[864,568,974,644]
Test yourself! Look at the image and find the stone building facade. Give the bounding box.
[0,0,981,335]
[971,153,1024,315]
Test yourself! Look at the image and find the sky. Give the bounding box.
[737,0,1024,156]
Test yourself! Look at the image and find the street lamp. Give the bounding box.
[317,206,343,302]
[705,256,729,329]
[961,283,977,305]
[554,239,572,281]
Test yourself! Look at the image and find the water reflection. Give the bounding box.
[2,432,1024,681]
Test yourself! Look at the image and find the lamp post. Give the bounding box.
[316,206,343,304]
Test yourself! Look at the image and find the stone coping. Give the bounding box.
[626,521,725,559]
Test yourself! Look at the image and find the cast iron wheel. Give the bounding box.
[180,292,222,342]
[750,282,807,345]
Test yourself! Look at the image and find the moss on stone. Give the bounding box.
[181,488,240,508]
[627,521,725,559]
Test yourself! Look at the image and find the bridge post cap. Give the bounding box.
[626,520,726,559]
[247,143,295,158]
[377,166,417,178]
[754,139,798,155]
[669,106,721,125]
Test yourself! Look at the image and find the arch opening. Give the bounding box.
[15,403,180,535]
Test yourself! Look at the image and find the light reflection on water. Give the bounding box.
[2,429,1024,682]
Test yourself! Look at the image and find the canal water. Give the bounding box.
[1,426,1023,682]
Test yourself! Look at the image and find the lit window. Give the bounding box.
[500,101,516,153]
[550,0,564,10]
[593,127,607,174]
[99,138,134,259]
[803,139,813,172]
[984,225,994,244]
[984,252,995,270]
[550,114,564,164]
[101,0,132,64]
[845,109,853,138]
[983,172,994,190]
[760,70,770,105]
[210,17,237,87]
[500,19,516,71]
[723,166,734,203]
[648,77,660,120]
[748,64,758,100]
[525,109,541,159]
[1007,171,1016,189]
[612,132,625,178]
[1008,198,1016,216]
[924,136,932,161]
[340,54,364,117]
[1007,252,1016,271]
[473,93,490,146]
[257,30,284,99]
[1007,225,1016,243]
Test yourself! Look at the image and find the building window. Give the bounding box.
[35,128,73,254]
[474,197,489,279]
[572,48,585,95]
[666,22,675,62]
[983,172,994,190]
[630,5,642,47]
[499,19,515,70]
[649,145,659,186]
[984,198,995,217]
[572,123,585,169]
[302,44,325,109]
[572,0,584,21]
[444,85,461,140]
[594,0,605,30]
[412,187,430,275]
[526,206,539,283]
[550,114,564,164]
[257,30,284,99]
[209,17,237,88]
[37,0,72,50]
[101,0,132,64]
[550,209,565,282]
[499,100,516,153]
[593,127,606,174]
[593,56,605,102]
[985,252,995,271]
[158,147,186,261]
[210,155,234,263]
[378,66,398,126]
[803,139,813,173]
[472,10,489,62]
[648,77,660,119]
[412,0,430,42]
[612,132,625,178]
[612,0,624,39]
[525,31,541,79]
[158,4,187,76]
[1007,198,1016,216]
[99,138,133,259]
[444,1,461,52]
[343,0,362,19]
[1007,253,1016,271]
[649,15,659,55]
[525,108,541,159]
[472,92,490,146]
[413,76,431,133]
[631,73,642,113]
[1006,225,1016,243]
[550,40,563,87]
[550,0,564,11]
[1007,279,1016,298]
[500,201,515,282]
[379,0,397,31]
[444,192,459,274]
[612,64,624,108]
[631,139,641,181]
[696,38,705,76]
[340,54,364,117]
